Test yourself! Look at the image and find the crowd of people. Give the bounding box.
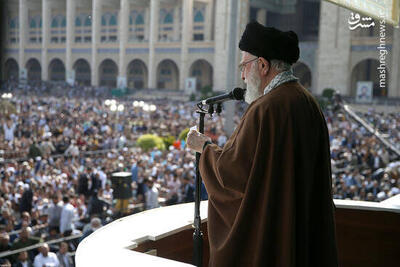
[325,106,400,202]
[0,81,399,265]
[355,109,400,152]
[0,82,227,266]
[1,79,111,99]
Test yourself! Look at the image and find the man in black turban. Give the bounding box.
[187,21,338,266]
[238,21,300,103]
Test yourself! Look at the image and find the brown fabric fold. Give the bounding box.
[200,82,338,267]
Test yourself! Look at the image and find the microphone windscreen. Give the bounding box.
[232,88,246,101]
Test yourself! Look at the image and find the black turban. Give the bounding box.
[239,21,300,65]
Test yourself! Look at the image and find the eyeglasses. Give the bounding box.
[238,57,258,72]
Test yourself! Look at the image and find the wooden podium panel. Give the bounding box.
[134,223,209,266]
[335,200,400,267]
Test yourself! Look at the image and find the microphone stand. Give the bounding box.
[193,109,205,267]
[193,103,222,267]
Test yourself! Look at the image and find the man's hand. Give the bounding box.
[186,129,212,153]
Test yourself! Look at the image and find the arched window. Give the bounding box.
[109,15,117,26]
[135,14,144,25]
[163,13,173,24]
[9,18,16,29]
[84,16,91,26]
[61,17,66,27]
[30,19,36,28]
[194,11,204,22]
[192,69,202,76]
[51,18,58,28]
[75,17,82,27]
[101,15,107,26]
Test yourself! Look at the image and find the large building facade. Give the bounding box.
[1,0,399,98]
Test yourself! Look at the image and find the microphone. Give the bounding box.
[200,87,246,105]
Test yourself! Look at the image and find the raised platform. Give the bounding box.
[76,199,400,267]
[75,201,208,267]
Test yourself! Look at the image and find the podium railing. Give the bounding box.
[75,199,400,267]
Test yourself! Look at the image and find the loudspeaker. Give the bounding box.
[111,172,132,199]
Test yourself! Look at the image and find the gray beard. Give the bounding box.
[244,68,262,104]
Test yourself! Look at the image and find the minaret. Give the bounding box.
[316,1,351,95]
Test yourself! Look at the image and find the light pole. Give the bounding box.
[106,99,124,130]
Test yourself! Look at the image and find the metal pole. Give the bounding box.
[193,111,206,267]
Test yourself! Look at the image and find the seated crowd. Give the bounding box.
[0,82,399,266]
[325,107,400,202]
[355,109,400,151]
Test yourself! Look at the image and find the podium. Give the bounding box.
[76,201,209,267]
[76,199,400,267]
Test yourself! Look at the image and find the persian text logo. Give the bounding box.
[348,12,375,30]
[377,9,387,90]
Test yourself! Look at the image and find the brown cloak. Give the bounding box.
[200,82,338,267]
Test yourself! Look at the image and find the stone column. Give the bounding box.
[144,7,150,41]
[66,0,76,85]
[3,4,8,53]
[91,0,102,86]
[213,0,247,135]
[2,3,9,80]
[213,0,229,92]
[180,0,193,90]
[118,0,129,87]
[4,5,9,42]
[18,0,28,81]
[204,0,213,41]
[148,0,159,88]
[173,6,180,41]
[224,0,243,135]
[389,28,400,97]
[0,2,5,80]
[236,0,249,86]
[256,8,266,25]
[315,1,351,95]
[41,0,50,81]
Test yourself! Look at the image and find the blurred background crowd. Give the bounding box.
[0,81,399,266]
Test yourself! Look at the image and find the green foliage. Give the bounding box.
[201,85,220,99]
[162,135,175,148]
[136,134,166,152]
[200,85,212,95]
[190,85,219,102]
[178,128,190,141]
[316,97,328,111]
[319,88,336,111]
[322,88,335,100]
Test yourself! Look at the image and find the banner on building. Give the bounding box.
[356,81,373,103]
[117,76,127,89]
[325,0,399,26]
[19,68,27,80]
[19,68,27,87]
[67,70,75,86]
[185,78,196,93]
